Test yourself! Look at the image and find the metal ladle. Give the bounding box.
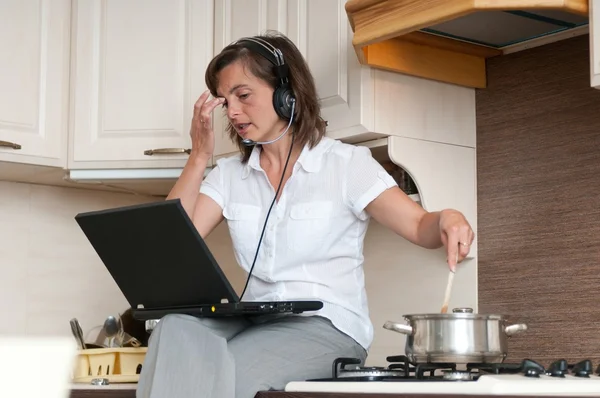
[103,316,120,348]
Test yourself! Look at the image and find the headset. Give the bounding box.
[234,36,296,147]
[232,36,296,299]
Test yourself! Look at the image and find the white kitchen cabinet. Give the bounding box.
[212,0,381,160]
[591,0,600,89]
[2,0,471,187]
[69,0,214,169]
[0,0,71,168]
[301,0,379,144]
[212,0,293,159]
[373,70,477,148]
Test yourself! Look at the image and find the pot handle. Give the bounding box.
[505,323,528,336]
[383,321,413,335]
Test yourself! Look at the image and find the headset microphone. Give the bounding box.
[241,99,295,147]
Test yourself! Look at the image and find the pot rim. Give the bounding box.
[403,313,506,320]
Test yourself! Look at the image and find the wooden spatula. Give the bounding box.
[441,270,455,314]
[441,252,458,313]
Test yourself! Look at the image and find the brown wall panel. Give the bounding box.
[476,34,600,367]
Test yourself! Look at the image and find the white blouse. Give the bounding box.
[200,136,398,350]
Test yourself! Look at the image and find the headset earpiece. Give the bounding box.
[235,37,296,121]
[273,87,295,120]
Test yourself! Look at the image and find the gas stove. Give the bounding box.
[284,355,600,396]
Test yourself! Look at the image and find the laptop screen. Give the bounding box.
[74,199,239,310]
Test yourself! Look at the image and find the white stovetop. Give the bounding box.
[285,374,600,396]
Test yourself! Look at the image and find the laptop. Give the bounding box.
[74,199,323,321]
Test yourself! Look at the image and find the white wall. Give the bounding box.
[0,181,242,342]
[0,179,476,367]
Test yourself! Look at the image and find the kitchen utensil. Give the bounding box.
[115,313,142,347]
[84,343,105,349]
[94,316,143,348]
[440,270,455,313]
[96,330,142,348]
[69,318,86,350]
[103,316,120,348]
[145,319,160,333]
[383,307,528,364]
[120,332,143,347]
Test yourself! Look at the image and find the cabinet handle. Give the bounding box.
[143,148,191,156]
[0,140,21,150]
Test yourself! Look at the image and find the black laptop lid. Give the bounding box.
[74,199,239,310]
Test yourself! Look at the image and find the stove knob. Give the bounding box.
[521,359,545,373]
[572,360,592,378]
[547,359,568,378]
[524,367,541,378]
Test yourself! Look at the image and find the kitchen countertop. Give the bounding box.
[69,384,136,398]
[68,388,583,398]
[258,395,584,398]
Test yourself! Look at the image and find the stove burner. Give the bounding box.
[329,357,408,381]
[305,356,461,382]
[443,370,473,381]
[337,366,405,380]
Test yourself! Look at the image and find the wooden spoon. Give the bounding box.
[441,270,455,313]
[441,252,458,313]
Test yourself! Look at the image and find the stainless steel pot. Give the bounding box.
[383,307,528,364]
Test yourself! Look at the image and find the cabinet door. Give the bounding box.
[212,0,291,159]
[70,0,214,169]
[212,0,377,159]
[591,0,600,88]
[0,0,70,168]
[373,69,477,148]
[289,0,376,143]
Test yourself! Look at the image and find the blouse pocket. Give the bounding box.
[223,203,262,257]
[287,201,333,253]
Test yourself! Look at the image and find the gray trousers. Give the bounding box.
[136,314,367,398]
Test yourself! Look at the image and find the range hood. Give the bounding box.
[345,0,589,88]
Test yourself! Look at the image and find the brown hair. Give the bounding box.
[205,31,327,163]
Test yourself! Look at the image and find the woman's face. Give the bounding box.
[216,60,286,143]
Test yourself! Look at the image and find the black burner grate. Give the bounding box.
[303,355,571,382]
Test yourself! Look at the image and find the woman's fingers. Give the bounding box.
[455,226,474,265]
[193,90,212,120]
[190,92,224,138]
[198,97,225,127]
[188,91,225,156]
[445,228,459,272]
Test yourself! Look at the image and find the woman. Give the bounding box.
[136,32,475,398]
